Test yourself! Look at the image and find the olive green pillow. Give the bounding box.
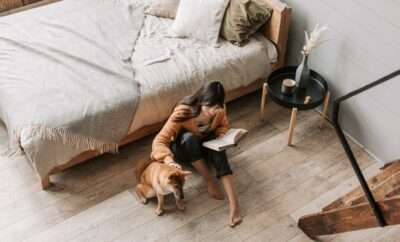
[221,0,272,46]
[145,0,180,19]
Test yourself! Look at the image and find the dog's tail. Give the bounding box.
[134,158,155,181]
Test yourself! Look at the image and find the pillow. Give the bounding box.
[145,0,179,19]
[169,0,230,44]
[221,0,273,46]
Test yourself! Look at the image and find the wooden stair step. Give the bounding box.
[298,195,400,238]
[323,160,400,212]
[348,170,400,206]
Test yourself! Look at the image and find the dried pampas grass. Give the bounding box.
[302,24,328,55]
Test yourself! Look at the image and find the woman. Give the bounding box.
[151,81,242,227]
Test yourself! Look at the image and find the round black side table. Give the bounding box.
[260,66,330,146]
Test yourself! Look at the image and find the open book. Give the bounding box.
[202,128,248,152]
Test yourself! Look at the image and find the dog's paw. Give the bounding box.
[155,208,164,216]
[140,197,148,204]
[135,188,148,204]
[176,200,185,211]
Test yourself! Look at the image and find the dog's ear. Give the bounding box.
[179,170,192,176]
[168,172,181,183]
[168,172,177,179]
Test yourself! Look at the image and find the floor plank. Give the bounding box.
[26,191,140,242]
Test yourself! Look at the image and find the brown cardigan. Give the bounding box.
[151,104,230,162]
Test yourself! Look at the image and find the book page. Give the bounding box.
[221,129,241,144]
[221,129,237,144]
[202,128,247,151]
[203,139,228,151]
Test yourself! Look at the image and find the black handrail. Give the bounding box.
[332,69,400,227]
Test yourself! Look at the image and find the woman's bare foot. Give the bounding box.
[207,181,224,200]
[229,208,242,227]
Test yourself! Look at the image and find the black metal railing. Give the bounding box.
[332,69,400,227]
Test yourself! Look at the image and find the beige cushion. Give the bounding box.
[221,0,272,46]
[169,0,230,44]
[145,0,179,19]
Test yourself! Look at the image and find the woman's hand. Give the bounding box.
[217,133,225,139]
[164,156,182,170]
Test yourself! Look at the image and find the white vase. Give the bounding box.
[295,54,311,89]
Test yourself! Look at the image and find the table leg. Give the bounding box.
[288,108,298,146]
[260,83,268,121]
[320,91,331,128]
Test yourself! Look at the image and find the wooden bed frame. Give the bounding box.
[38,0,292,189]
[0,0,60,16]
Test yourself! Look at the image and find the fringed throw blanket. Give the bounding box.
[0,0,145,175]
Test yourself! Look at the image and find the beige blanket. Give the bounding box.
[0,0,145,175]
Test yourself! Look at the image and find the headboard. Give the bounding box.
[0,0,59,17]
[263,0,292,70]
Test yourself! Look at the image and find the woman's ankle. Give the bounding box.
[229,201,239,211]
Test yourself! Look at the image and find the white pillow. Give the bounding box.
[169,0,230,44]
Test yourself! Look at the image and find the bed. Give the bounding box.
[0,0,291,189]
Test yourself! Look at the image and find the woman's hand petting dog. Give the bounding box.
[164,156,182,170]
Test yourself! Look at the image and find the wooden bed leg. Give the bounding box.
[260,83,268,121]
[41,175,52,190]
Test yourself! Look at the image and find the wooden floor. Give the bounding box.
[0,92,399,242]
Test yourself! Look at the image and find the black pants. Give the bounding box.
[171,131,233,179]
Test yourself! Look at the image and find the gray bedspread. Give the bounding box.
[0,0,145,176]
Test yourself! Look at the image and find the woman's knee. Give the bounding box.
[179,132,203,162]
[181,132,202,150]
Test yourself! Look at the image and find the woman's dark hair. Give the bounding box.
[174,81,225,122]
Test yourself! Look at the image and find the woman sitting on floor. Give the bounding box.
[151,81,242,227]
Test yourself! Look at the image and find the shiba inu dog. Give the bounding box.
[135,161,191,215]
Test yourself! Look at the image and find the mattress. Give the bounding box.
[128,14,277,132]
[2,1,277,179]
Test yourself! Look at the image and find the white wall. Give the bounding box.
[283,0,400,164]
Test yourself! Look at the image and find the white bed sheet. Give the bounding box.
[128,14,277,132]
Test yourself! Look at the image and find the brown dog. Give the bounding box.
[135,161,191,215]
